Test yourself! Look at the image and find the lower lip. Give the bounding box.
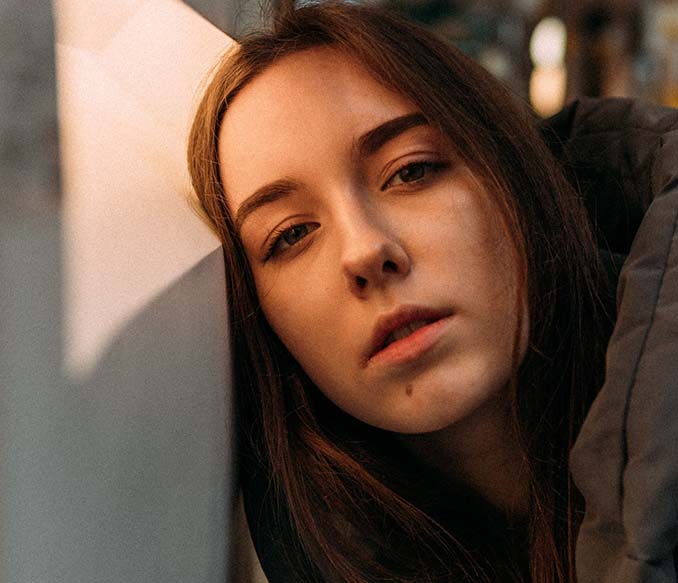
[369,316,452,367]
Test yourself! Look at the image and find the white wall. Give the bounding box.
[1,2,240,581]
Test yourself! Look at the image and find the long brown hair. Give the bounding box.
[188,3,613,581]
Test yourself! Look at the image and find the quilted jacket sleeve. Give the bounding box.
[547,98,678,583]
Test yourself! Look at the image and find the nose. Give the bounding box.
[340,212,411,297]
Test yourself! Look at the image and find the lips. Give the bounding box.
[381,319,436,349]
[365,305,453,364]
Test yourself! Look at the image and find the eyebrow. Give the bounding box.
[234,178,298,233]
[233,112,429,233]
[355,112,428,158]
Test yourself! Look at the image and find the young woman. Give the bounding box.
[188,3,621,582]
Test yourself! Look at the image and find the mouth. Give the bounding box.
[365,306,453,366]
[378,318,437,351]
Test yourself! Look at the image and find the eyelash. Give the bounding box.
[262,159,449,261]
[381,159,449,191]
[264,222,319,261]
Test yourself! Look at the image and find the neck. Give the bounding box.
[396,395,529,520]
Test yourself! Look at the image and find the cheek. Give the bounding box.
[421,193,515,295]
[426,191,526,356]
[255,266,342,370]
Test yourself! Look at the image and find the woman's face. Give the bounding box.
[218,47,527,434]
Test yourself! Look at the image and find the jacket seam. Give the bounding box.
[619,208,678,515]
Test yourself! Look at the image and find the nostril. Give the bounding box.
[356,275,367,289]
[383,260,398,273]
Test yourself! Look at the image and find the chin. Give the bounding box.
[369,399,474,435]
[387,380,508,436]
[387,419,454,435]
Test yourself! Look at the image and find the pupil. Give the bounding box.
[402,163,425,182]
[283,224,306,244]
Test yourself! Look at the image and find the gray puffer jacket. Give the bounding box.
[546,98,678,583]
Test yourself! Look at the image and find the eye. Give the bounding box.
[264,222,319,261]
[382,160,449,191]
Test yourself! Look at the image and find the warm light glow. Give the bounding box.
[530,65,567,118]
[530,17,567,67]
[529,16,567,117]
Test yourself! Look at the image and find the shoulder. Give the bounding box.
[541,97,678,256]
[554,99,678,583]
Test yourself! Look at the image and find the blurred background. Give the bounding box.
[222,0,678,117]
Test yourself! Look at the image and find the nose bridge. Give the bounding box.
[338,192,387,248]
[336,189,410,293]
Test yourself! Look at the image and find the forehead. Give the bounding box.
[217,47,417,211]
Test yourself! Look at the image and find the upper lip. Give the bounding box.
[365,305,452,363]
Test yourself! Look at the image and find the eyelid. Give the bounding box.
[258,214,305,254]
[380,156,450,191]
[262,219,319,262]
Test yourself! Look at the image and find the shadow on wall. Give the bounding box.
[3,248,233,583]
